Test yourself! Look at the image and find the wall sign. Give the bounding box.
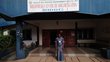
[28,0,79,12]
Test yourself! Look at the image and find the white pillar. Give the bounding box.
[39,27,42,46]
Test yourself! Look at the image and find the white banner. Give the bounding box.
[27,0,79,12]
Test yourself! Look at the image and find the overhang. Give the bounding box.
[0,0,110,17]
[0,18,16,27]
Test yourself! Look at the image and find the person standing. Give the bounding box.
[55,34,64,61]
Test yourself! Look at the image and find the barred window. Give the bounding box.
[77,28,95,39]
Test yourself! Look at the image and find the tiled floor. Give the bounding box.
[1,56,110,62]
[25,56,110,62]
[29,47,100,57]
[0,47,110,62]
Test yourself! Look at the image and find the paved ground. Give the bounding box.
[0,47,110,62]
[1,56,110,62]
[29,47,100,57]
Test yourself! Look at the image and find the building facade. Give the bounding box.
[0,0,110,59]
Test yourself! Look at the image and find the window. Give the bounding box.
[23,29,32,40]
[77,30,82,39]
[77,28,95,39]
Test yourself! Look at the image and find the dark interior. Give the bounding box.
[50,30,57,47]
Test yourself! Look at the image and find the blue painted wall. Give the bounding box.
[0,18,15,27]
[79,0,110,15]
[0,0,27,17]
[0,0,110,17]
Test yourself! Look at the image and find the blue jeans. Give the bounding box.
[57,47,64,61]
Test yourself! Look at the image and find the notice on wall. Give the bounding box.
[27,0,79,12]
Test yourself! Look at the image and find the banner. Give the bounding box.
[28,0,79,12]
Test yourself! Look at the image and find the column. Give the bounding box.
[36,27,39,46]
[16,21,25,59]
[75,22,78,46]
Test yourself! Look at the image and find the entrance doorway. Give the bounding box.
[50,30,57,47]
[42,29,76,47]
